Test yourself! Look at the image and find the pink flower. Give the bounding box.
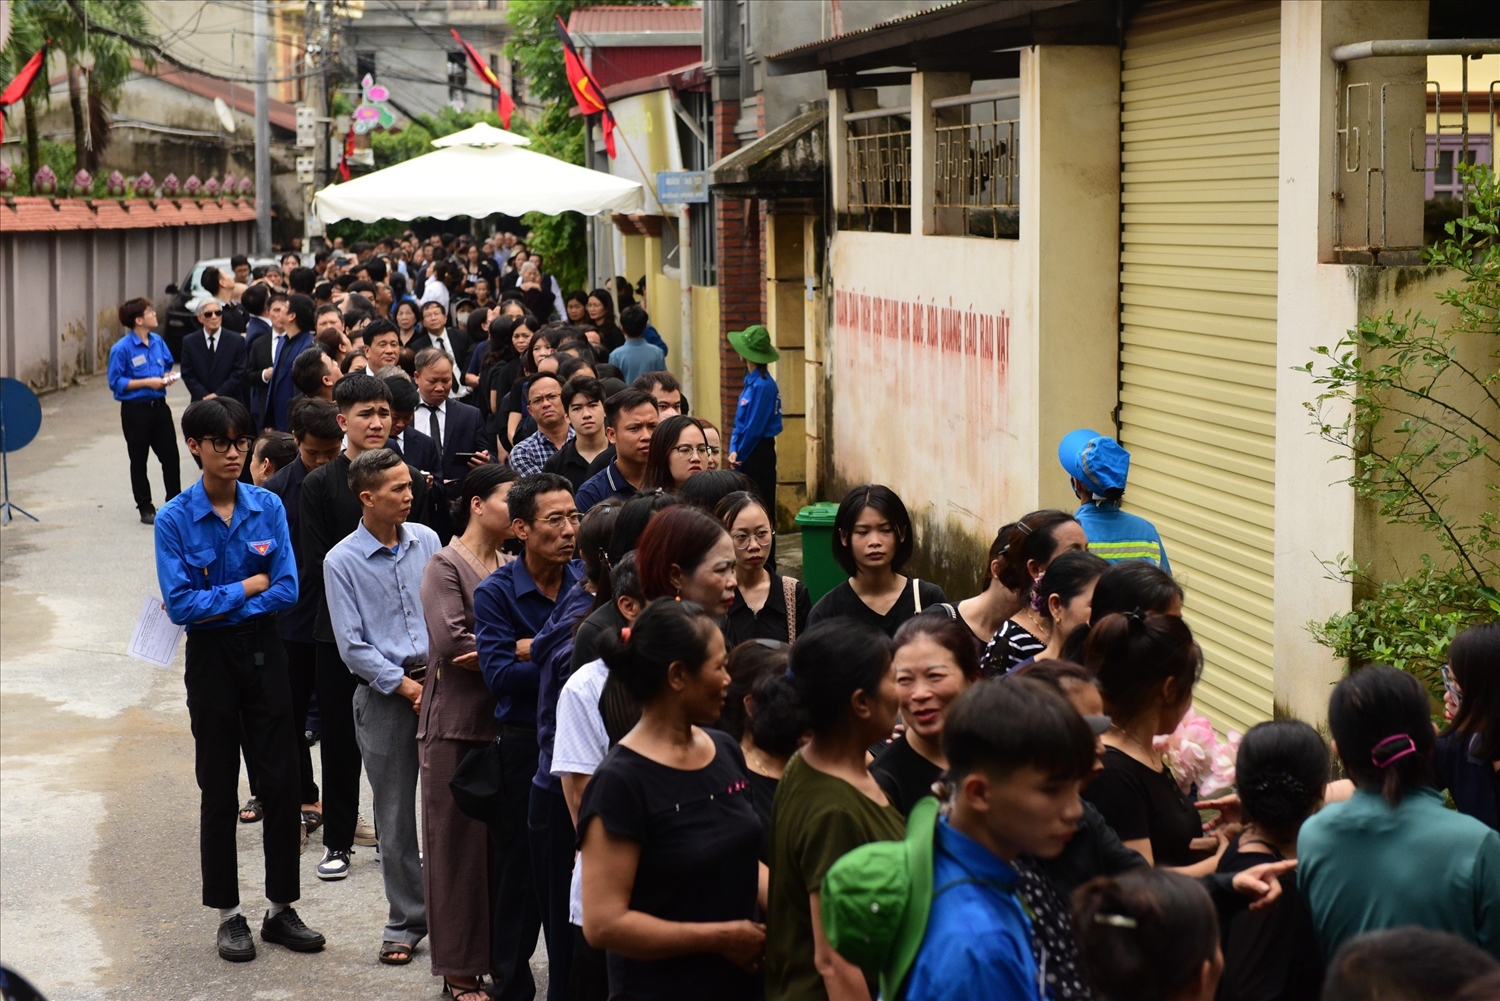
[1154,709,1220,794]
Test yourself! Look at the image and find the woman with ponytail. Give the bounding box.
[1081,611,1225,876]
[1298,665,1500,961]
[417,463,518,999]
[577,599,766,998]
[980,509,1088,675]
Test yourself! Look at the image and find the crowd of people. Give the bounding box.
[124,230,1499,1001]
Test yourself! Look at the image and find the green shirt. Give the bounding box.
[1298,786,1500,960]
[766,751,907,1001]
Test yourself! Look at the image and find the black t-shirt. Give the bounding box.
[724,573,810,647]
[544,437,606,492]
[571,601,627,673]
[1216,839,1323,1001]
[1081,747,1210,867]
[1031,798,1148,894]
[869,735,942,816]
[806,577,949,638]
[578,729,763,1000]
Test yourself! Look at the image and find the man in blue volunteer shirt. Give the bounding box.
[153,397,327,963]
[473,473,584,1000]
[1058,428,1171,573]
[726,323,784,518]
[109,297,182,524]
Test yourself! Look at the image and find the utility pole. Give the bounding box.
[254,0,271,251]
[303,0,325,252]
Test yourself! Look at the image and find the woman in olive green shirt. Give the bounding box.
[767,618,906,1001]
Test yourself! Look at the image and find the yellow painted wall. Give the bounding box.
[691,285,721,423]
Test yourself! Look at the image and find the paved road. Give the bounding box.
[0,377,546,1000]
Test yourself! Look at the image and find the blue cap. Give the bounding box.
[1059,428,1131,495]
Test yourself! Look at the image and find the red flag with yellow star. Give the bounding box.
[553,15,615,158]
[450,29,515,129]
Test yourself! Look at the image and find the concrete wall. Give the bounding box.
[0,217,256,391]
[822,53,1120,595]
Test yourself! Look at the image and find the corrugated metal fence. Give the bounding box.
[1,197,257,391]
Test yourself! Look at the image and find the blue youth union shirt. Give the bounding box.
[154,480,298,630]
[108,330,175,402]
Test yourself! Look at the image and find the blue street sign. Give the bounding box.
[656,170,709,205]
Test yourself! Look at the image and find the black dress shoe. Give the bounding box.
[139,509,156,525]
[261,906,327,952]
[217,914,256,962]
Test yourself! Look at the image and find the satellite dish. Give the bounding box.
[214,97,237,134]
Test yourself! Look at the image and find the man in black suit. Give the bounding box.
[382,376,444,480]
[180,299,248,402]
[411,300,472,400]
[244,291,288,426]
[412,347,488,541]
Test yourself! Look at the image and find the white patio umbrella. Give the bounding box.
[312,121,644,223]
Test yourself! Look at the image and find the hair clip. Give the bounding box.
[1123,607,1146,628]
[1015,520,1035,536]
[1094,914,1138,929]
[1370,733,1417,769]
[620,627,632,644]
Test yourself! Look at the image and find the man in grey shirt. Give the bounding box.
[323,448,441,966]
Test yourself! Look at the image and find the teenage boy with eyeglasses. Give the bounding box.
[473,473,584,1000]
[153,397,327,963]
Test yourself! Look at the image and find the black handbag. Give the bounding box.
[449,739,506,824]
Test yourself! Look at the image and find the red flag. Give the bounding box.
[338,126,355,182]
[450,29,515,129]
[553,15,615,158]
[0,42,50,144]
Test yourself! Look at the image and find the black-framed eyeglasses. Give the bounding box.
[201,436,255,454]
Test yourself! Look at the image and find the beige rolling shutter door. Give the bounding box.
[1118,0,1279,734]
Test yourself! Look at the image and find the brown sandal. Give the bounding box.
[379,940,413,965]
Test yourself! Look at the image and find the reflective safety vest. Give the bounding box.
[1075,502,1172,575]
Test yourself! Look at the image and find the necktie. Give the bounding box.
[273,333,286,367]
[206,334,217,361]
[425,403,441,450]
[433,335,449,363]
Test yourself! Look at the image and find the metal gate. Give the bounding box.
[1118,0,1280,734]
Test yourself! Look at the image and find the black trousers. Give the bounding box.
[489,726,541,1001]
[120,398,180,512]
[568,924,608,1001]
[528,784,576,1001]
[184,616,300,908]
[284,639,320,805]
[741,437,778,571]
[315,640,362,852]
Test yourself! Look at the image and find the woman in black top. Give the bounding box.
[806,484,947,638]
[869,614,978,814]
[977,509,1089,676]
[1433,623,1500,831]
[1081,611,1225,875]
[586,288,625,353]
[1214,720,1328,1001]
[578,599,765,999]
[717,491,809,646]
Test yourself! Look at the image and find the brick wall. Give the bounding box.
[713,98,762,434]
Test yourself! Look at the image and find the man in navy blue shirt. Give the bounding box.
[109,297,182,524]
[153,397,326,963]
[473,473,583,1001]
[574,388,658,513]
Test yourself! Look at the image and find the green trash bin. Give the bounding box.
[794,502,847,604]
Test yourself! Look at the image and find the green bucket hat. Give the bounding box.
[727,323,780,364]
[820,796,938,999]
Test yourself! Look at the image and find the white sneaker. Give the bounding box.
[353,814,376,847]
[316,847,352,881]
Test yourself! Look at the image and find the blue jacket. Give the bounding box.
[108,330,175,402]
[264,330,313,431]
[904,818,1042,1001]
[532,578,595,793]
[730,367,782,461]
[1075,501,1171,574]
[154,480,298,630]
